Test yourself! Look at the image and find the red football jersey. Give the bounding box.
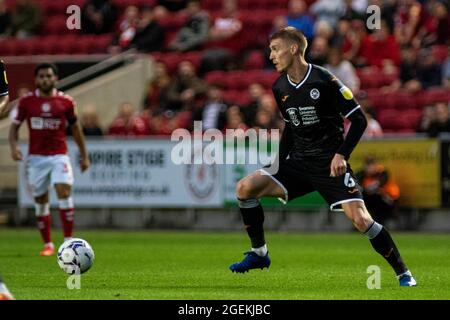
[13,89,77,155]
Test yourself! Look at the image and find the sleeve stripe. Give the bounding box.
[0,91,8,96]
[344,105,361,118]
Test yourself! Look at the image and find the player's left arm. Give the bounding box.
[66,100,90,172]
[327,71,367,177]
[0,60,10,119]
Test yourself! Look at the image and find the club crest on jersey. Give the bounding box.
[287,108,300,126]
[41,103,51,112]
[310,88,320,100]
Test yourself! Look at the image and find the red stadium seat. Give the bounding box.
[377,109,399,130]
[243,50,265,70]
[0,40,15,56]
[389,92,418,110]
[224,71,248,90]
[416,89,450,106]
[222,90,241,104]
[204,70,227,87]
[182,51,203,72]
[431,45,448,63]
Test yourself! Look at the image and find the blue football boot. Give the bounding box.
[229,251,271,273]
[398,271,417,287]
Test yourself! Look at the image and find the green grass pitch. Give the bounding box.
[1,229,449,300]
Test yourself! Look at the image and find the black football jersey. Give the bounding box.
[0,60,8,97]
[272,64,360,160]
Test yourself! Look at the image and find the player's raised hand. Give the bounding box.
[11,148,23,161]
[79,156,90,173]
[330,153,347,177]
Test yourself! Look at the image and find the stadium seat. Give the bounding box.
[204,70,227,87]
[431,45,448,64]
[377,109,400,130]
[416,88,450,107]
[224,71,248,90]
[243,50,265,70]
[390,92,418,110]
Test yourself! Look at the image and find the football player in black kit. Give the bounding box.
[0,60,15,300]
[229,27,417,287]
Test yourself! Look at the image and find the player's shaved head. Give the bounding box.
[269,27,308,57]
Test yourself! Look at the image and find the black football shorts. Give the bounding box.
[260,157,364,211]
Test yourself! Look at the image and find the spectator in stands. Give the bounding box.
[431,0,449,45]
[111,5,139,51]
[169,0,209,52]
[126,6,164,53]
[325,46,360,93]
[242,83,265,127]
[341,0,365,21]
[355,156,400,226]
[0,0,11,38]
[108,102,150,136]
[381,45,421,93]
[157,0,188,12]
[345,91,383,139]
[443,50,450,88]
[285,0,315,40]
[412,0,450,47]
[224,105,248,132]
[193,84,228,131]
[257,94,284,131]
[361,108,383,139]
[310,0,346,28]
[416,48,442,89]
[368,0,397,32]
[166,60,207,111]
[9,0,41,38]
[254,109,276,132]
[417,105,436,134]
[306,36,330,66]
[200,0,243,73]
[80,105,103,136]
[426,102,450,137]
[341,19,367,67]
[82,0,118,35]
[314,20,334,43]
[360,19,401,70]
[143,62,172,112]
[394,0,433,48]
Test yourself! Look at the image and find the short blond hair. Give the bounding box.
[269,27,308,56]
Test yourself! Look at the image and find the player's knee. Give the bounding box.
[236,178,255,200]
[352,211,373,232]
[55,186,71,198]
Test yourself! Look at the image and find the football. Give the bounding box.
[57,238,95,275]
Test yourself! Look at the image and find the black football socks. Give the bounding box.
[238,198,267,255]
[364,221,408,276]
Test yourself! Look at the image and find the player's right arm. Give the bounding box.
[8,97,26,161]
[9,122,22,161]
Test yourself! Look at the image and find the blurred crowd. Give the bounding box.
[1,0,449,137]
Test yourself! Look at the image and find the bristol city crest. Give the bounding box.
[41,103,51,112]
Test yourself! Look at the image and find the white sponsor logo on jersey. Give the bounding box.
[30,117,62,130]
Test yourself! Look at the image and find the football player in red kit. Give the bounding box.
[9,63,90,256]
